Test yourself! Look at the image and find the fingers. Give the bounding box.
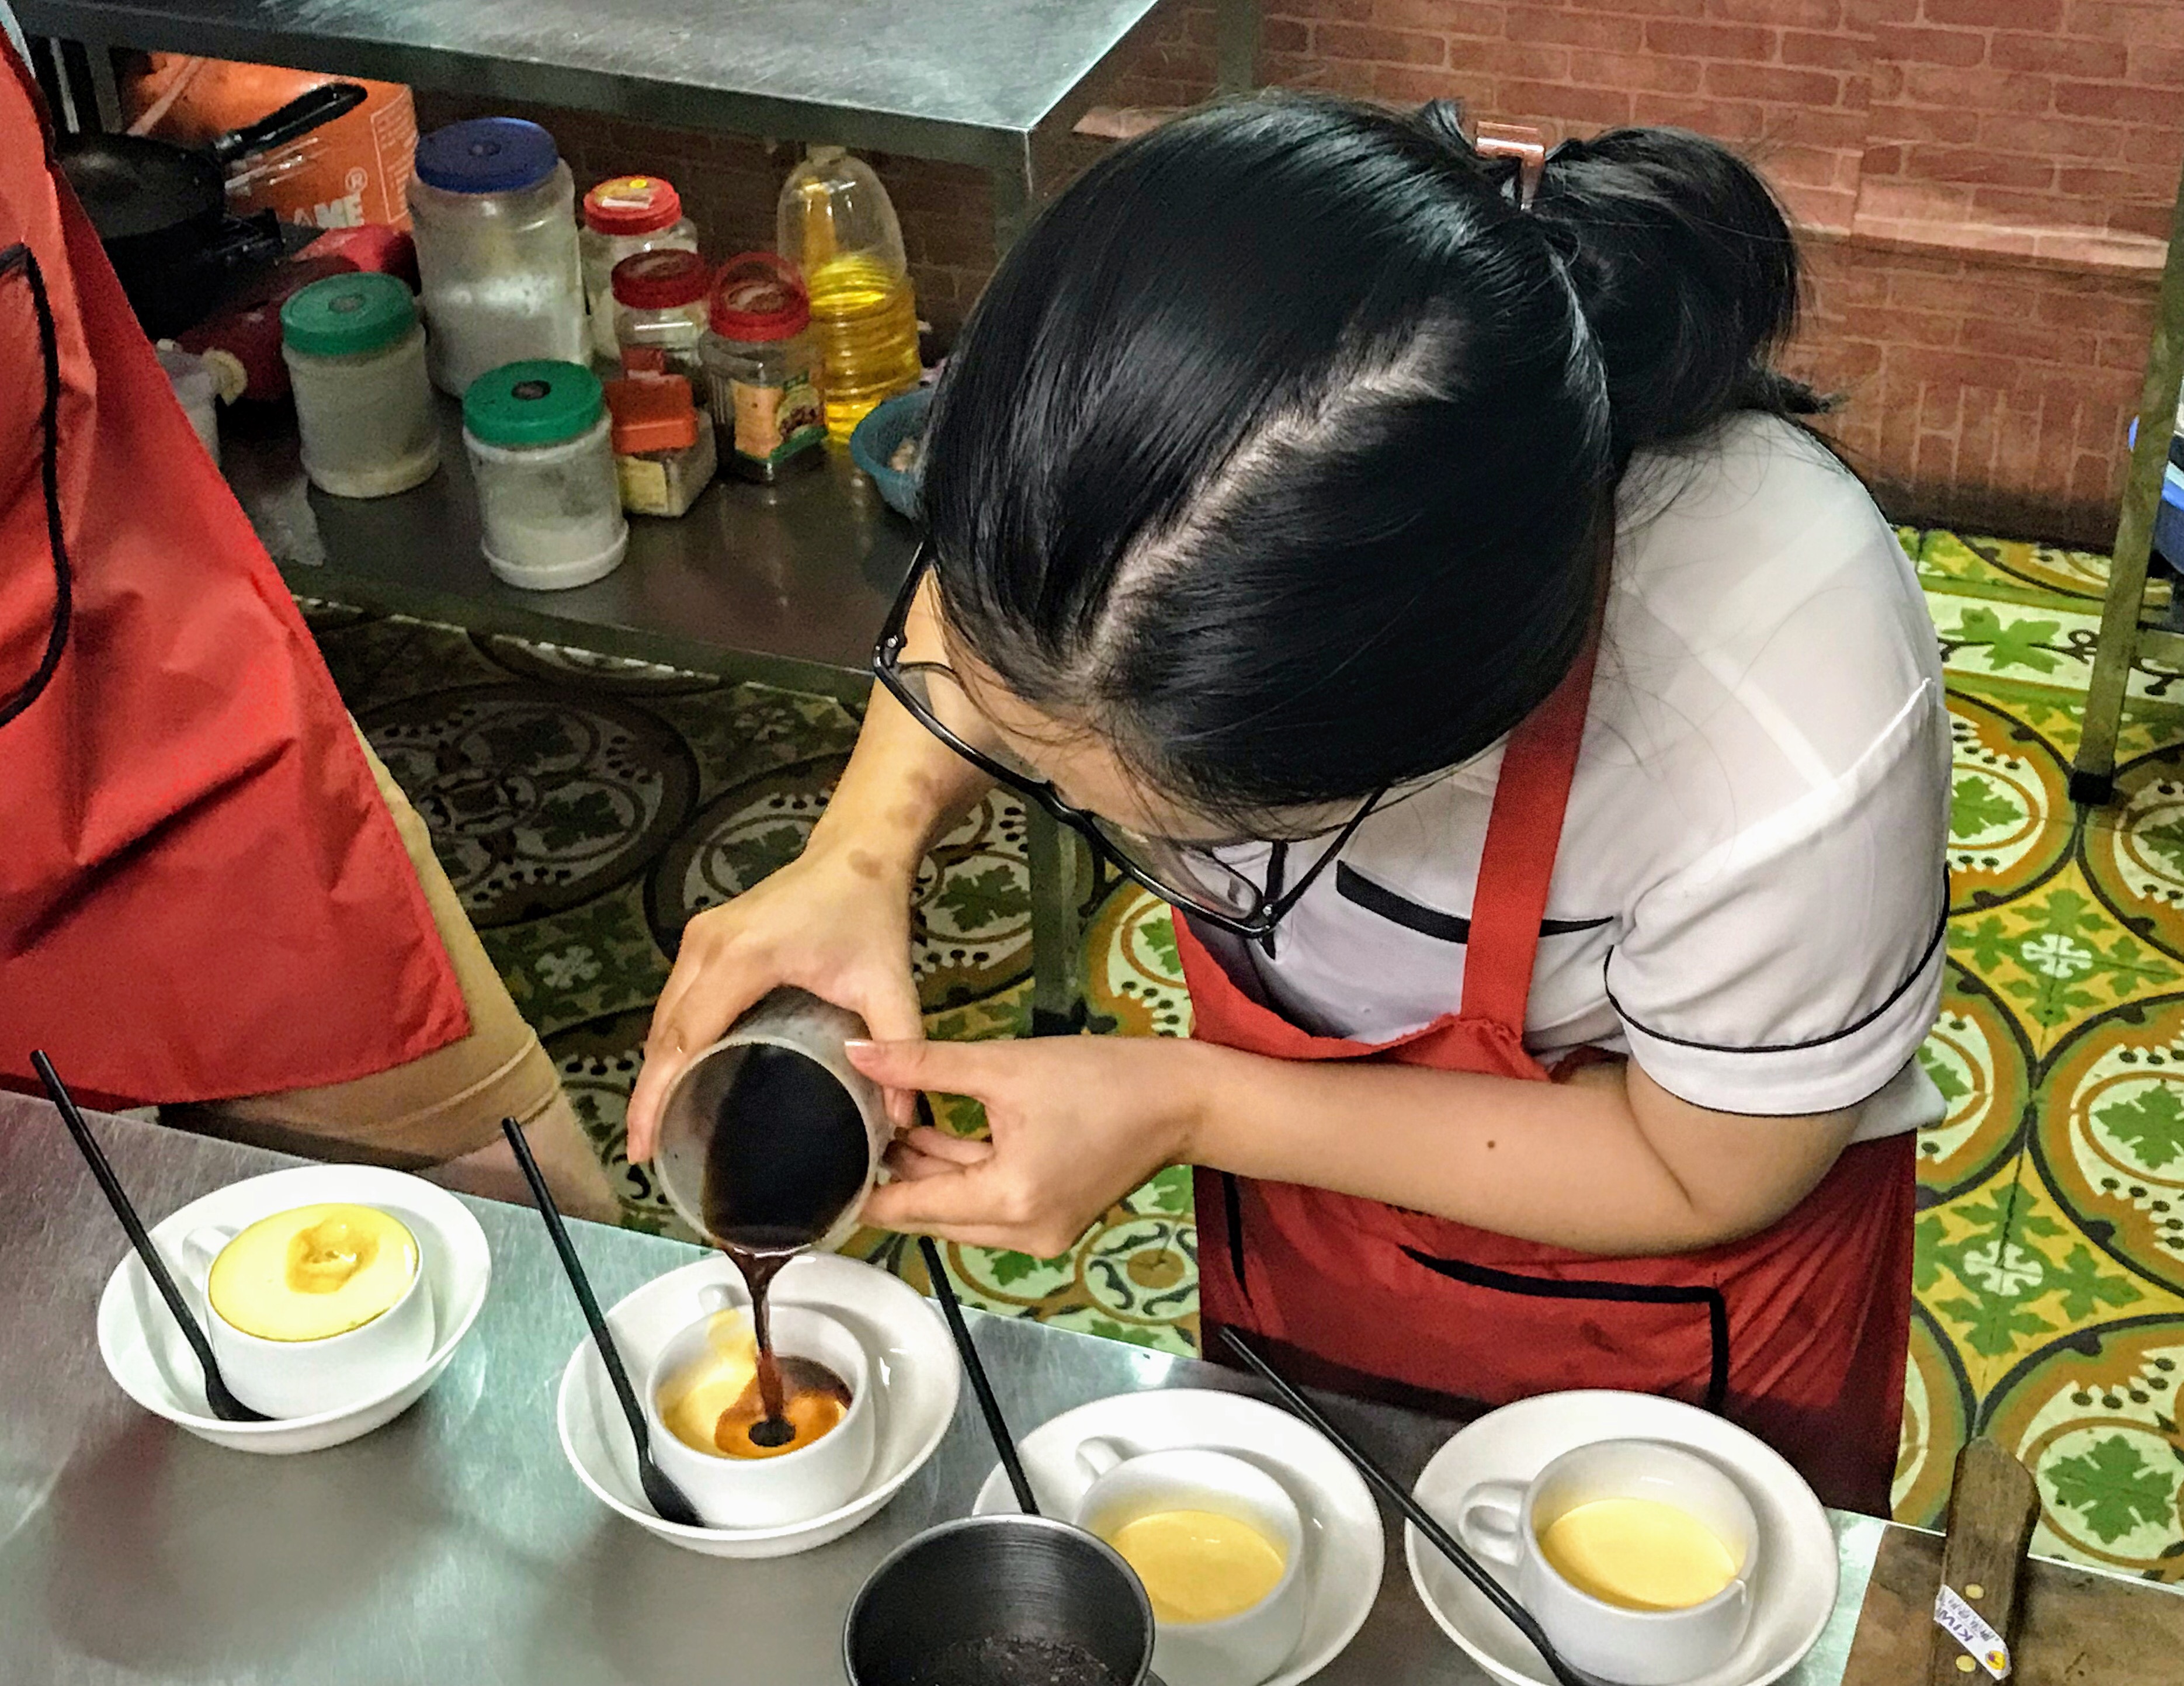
[882,1129,994,1183]
[844,1036,1005,1099]
[845,966,928,1129]
[626,930,772,1163]
[862,1167,1082,1258]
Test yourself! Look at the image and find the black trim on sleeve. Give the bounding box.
[1606,873,1950,1056]
[1335,863,1612,946]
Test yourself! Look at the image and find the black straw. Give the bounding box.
[919,1233,1038,1516]
[499,1118,702,1528]
[1219,1326,1603,1686]
[32,1049,269,1423]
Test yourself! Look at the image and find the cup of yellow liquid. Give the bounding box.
[1071,1439,1307,1686]
[182,1202,435,1420]
[1457,1439,1758,1686]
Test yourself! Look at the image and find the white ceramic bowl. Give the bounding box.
[96,1164,492,1456]
[1407,1391,1838,1686]
[557,1251,959,1559]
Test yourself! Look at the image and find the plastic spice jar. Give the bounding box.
[581,175,698,361]
[280,273,440,498]
[699,252,827,484]
[605,374,716,518]
[461,359,628,590]
[611,248,713,390]
[409,119,586,397]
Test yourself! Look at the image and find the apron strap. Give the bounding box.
[1457,630,1600,1035]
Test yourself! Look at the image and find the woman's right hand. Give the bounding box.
[623,837,924,1163]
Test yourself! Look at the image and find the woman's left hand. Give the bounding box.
[846,1035,1205,1258]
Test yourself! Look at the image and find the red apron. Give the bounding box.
[0,44,468,1109]
[1181,637,1914,1515]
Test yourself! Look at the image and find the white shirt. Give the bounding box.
[1196,413,1950,1138]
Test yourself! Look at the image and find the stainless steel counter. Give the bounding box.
[0,1093,1885,1685]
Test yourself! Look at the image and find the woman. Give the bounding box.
[0,19,613,1220]
[628,98,1948,1513]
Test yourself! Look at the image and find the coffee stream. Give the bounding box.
[700,1043,870,1452]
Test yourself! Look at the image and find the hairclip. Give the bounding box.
[1472,121,1548,211]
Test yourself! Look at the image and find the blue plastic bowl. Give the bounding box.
[850,386,933,521]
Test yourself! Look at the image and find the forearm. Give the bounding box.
[811,685,992,873]
[1176,1042,1856,1256]
[811,577,994,875]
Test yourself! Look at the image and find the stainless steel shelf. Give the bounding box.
[18,0,1165,171]
[224,397,914,703]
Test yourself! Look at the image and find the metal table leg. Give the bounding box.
[2072,161,2184,807]
[987,147,1089,1035]
[1214,0,1263,97]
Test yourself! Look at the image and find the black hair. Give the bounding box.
[922,93,1820,825]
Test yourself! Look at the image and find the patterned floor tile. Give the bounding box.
[1894,1302,1978,1529]
[1981,1316,2184,1581]
[1915,1158,2056,1402]
[2032,1003,2184,1301]
[1946,692,2074,907]
[1916,961,2035,1200]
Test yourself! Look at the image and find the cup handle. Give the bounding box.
[1075,1437,1126,1480]
[180,1225,234,1281]
[1456,1480,1528,1569]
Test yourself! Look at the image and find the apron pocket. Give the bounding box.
[1401,1246,1730,1412]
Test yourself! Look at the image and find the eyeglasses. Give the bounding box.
[871,546,1382,940]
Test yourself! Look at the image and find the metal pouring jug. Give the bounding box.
[653,987,890,1252]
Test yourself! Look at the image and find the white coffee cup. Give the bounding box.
[644,1285,876,1529]
[1072,1438,1308,1686]
[1457,1439,1758,1686]
[182,1211,436,1420]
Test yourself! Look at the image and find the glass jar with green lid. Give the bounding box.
[460,359,628,589]
[280,272,440,498]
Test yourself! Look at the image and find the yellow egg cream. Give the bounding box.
[1536,1496,1740,1612]
[206,1202,419,1342]
[1100,1508,1289,1625]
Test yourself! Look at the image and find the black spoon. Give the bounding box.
[1220,1326,1611,1686]
[498,1117,703,1528]
[919,1233,1039,1515]
[32,1049,270,1424]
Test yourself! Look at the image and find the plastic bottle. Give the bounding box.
[409,119,586,396]
[776,147,921,442]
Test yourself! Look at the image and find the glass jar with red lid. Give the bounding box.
[580,175,699,360]
[700,252,827,482]
[611,248,713,391]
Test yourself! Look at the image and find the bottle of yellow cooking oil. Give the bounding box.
[776,146,922,441]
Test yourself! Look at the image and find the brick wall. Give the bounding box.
[422,0,2184,545]
[1100,0,2184,544]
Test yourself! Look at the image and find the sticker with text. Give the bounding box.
[1933,1583,2010,1679]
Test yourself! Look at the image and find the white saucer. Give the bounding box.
[556,1251,959,1559]
[1406,1391,1838,1686]
[96,1164,492,1456]
[971,1387,1383,1686]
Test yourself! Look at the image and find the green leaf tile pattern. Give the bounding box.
[301,522,2184,1571]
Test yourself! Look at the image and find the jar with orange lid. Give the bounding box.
[580,175,699,360]
[605,374,716,518]
[699,253,827,484]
